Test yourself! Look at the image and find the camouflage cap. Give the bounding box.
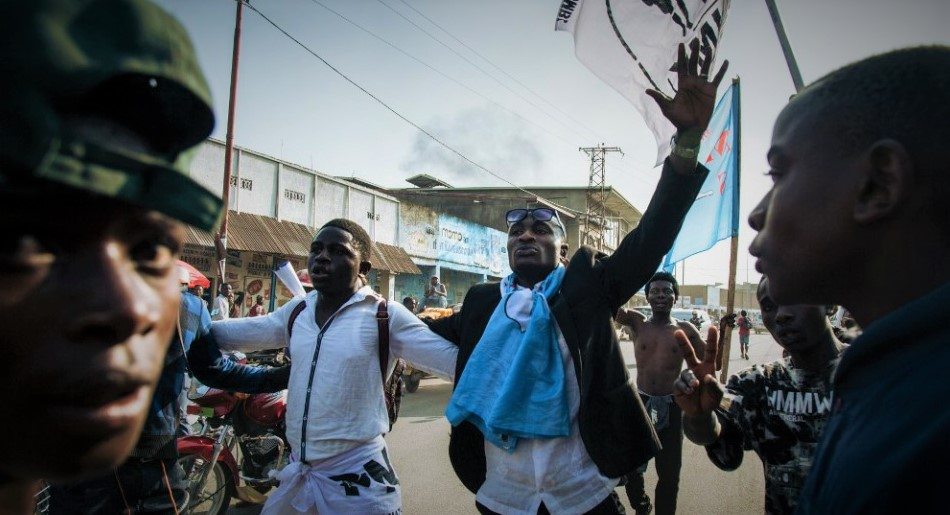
[0,0,223,231]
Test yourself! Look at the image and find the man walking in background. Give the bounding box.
[736,310,752,359]
[615,272,706,515]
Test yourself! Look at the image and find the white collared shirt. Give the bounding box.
[475,283,619,514]
[211,294,230,321]
[211,286,457,462]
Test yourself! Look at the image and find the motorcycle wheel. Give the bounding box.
[179,454,233,515]
[404,372,421,393]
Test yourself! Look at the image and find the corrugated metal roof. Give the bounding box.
[374,242,422,275]
[183,211,420,275]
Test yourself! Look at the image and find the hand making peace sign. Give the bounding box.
[673,324,725,418]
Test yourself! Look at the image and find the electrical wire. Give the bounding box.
[393,0,609,143]
[375,0,598,143]
[241,0,586,215]
[386,0,658,186]
[306,0,582,149]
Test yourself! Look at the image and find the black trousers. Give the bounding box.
[48,457,188,515]
[623,398,683,515]
[476,491,627,514]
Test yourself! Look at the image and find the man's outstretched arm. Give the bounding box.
[187,330,289,394]
[602,38,728,307]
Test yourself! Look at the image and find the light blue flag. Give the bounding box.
[662,81,741,274]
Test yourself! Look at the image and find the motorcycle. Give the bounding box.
[401,364,427,393]
[403,305,458,393]
[178,382,289,515]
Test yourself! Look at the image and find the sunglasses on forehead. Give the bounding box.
[505,207,563,228]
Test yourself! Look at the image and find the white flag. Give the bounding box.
[555,0,731,165]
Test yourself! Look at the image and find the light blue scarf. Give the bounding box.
[445,265,569,452]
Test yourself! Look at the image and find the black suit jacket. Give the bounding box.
[427,159,709,493]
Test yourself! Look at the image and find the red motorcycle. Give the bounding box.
[178,383,289,515]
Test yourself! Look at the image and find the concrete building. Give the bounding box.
[180,139,419,314]
[677,281,761,320]
[389,176,643,256]
[181,140,649,313]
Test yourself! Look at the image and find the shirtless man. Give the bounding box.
[615,271,706,515]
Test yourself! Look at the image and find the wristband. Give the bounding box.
[671,133,701,160]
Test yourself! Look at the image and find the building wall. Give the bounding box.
[188,139,399,244]
[678,283,760,314]
[235,152,278,216]
[278,164,315,226]
[314,177,347,227]
[399,203,439,260]
[398,204,511,278]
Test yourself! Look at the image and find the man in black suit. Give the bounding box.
[425,38,727,515]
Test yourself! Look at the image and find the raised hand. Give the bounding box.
[646,38,729,135]
[673,325,723,419]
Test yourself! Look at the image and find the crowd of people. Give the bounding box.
[3,1,947,514]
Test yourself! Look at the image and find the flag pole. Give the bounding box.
[719,77,741,382]
[764,0,804,92]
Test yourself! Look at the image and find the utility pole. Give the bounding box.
[216,0,245,287]
[764,0,804,92]
[579,144,622,251]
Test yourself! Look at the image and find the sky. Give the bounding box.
[156,0,949,287]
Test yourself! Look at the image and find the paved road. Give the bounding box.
[231,332,784,514]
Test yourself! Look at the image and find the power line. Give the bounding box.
[305,0,579,149]
[240,0,583,215]
[375,0,598,145]
[394,0,609,143]
[388,0,659,187]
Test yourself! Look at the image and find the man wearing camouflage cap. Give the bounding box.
[0,0,223,513]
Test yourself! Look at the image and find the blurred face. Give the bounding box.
[646,280,677,314]
[748,94,861,305]
[430,276,438,285]
[0,194,183,482]
[757,278,832,354]
[307,226,369,297]
[0,118,186,482]
[507,214,562,283]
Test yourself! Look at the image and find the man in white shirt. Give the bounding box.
[211,283,233,321]
[195,218,457,514]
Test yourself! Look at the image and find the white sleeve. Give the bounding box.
[388,302,457,381]
[210,299,298,352]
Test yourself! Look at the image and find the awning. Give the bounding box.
[184,211,421,275]
[374,242,422,275]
